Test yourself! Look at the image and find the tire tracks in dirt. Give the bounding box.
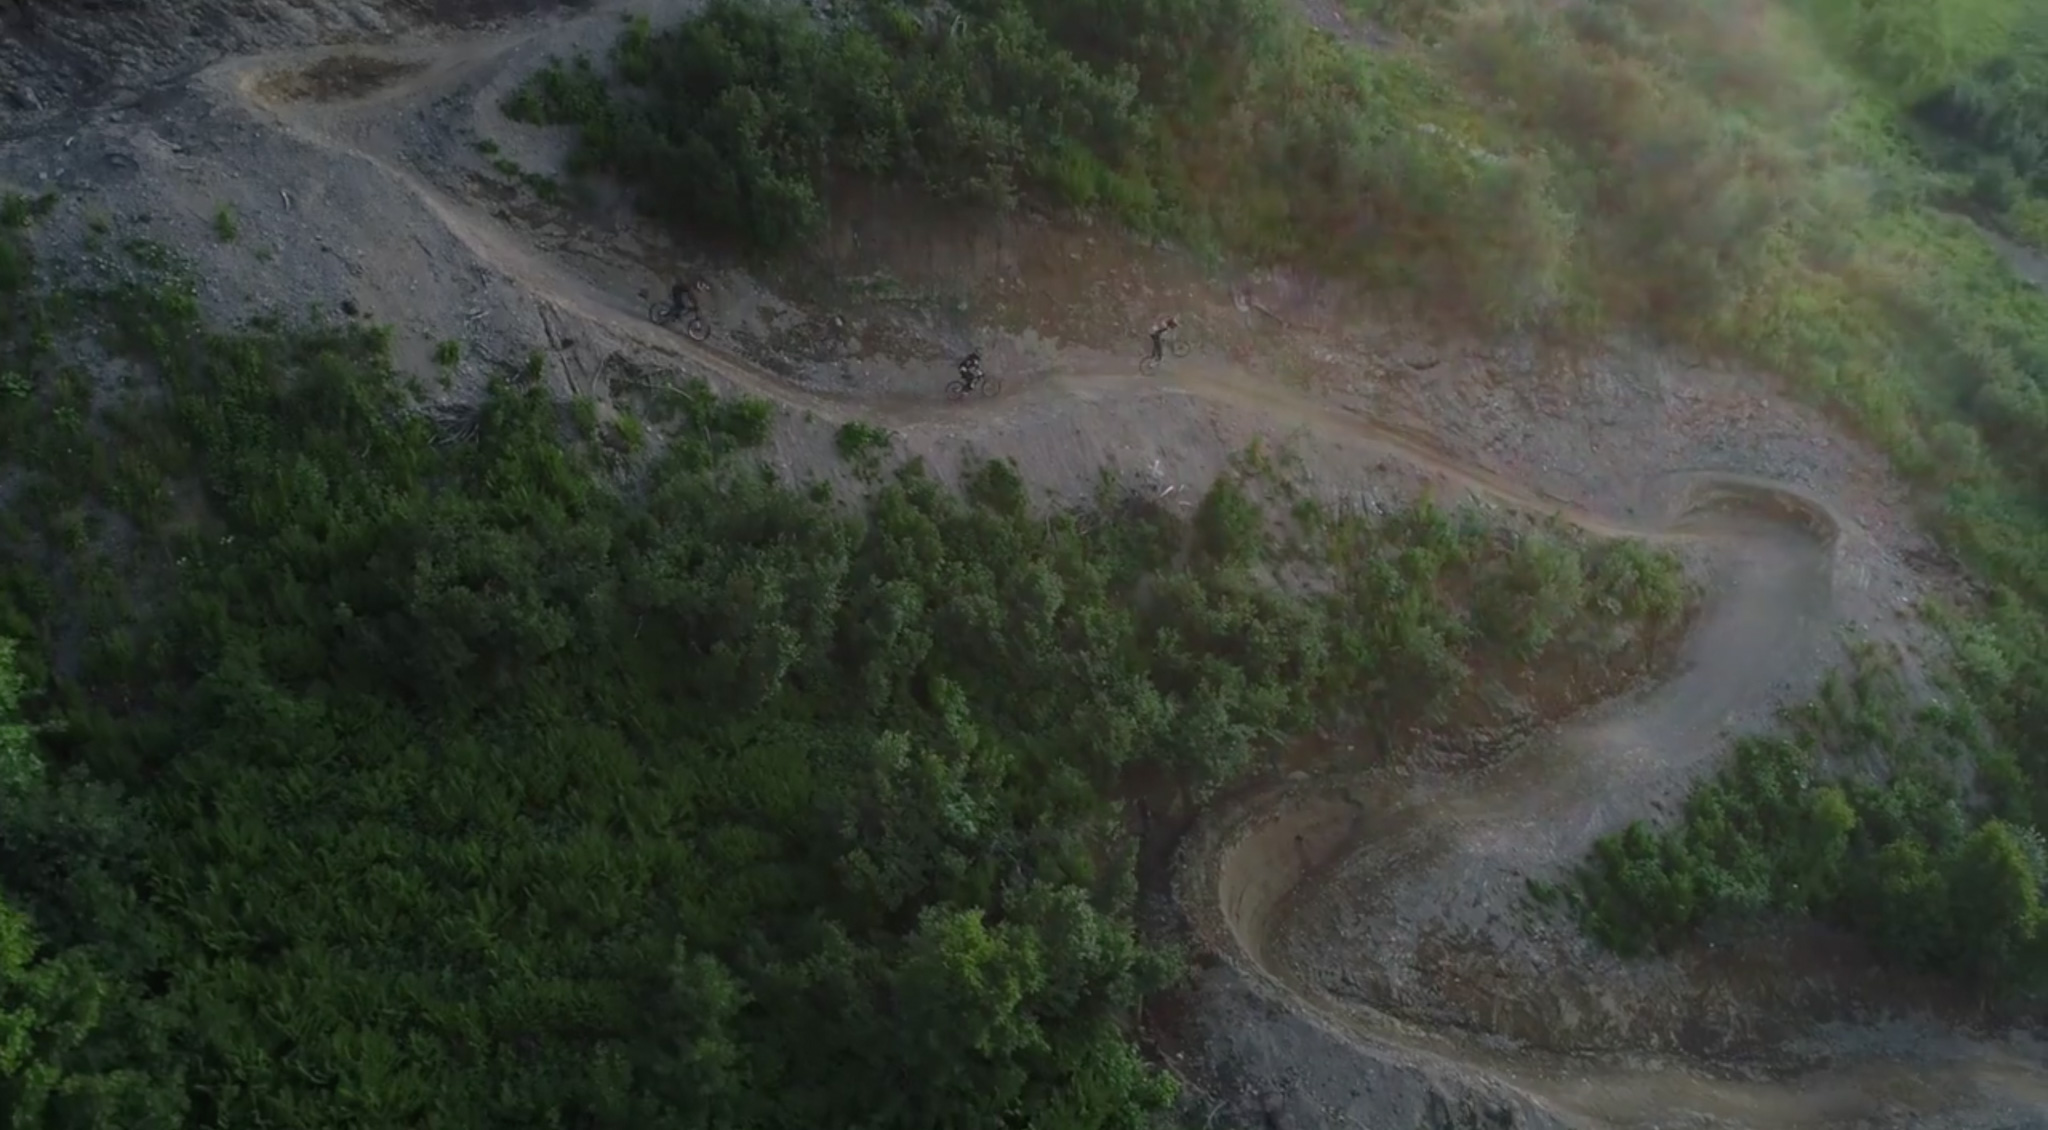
[203,26,2048,1129]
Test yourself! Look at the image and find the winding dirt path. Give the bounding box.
[202,22,2048,1128]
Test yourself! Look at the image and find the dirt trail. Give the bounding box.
[201,34,1750,539]
[197,23,2048,1129]
[1181,500,2048,1125]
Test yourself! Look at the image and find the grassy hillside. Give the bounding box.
[0,203,1685,1126]
[503,0,2048,997]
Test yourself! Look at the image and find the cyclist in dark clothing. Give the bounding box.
[957,349,985,391]
[669,280,699,317]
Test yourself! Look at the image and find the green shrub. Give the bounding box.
[834,419,893,468]
[0,192,56,230]
[1192,474,1264,566]
[1561,649,2048,988]
[506,0,1176,249]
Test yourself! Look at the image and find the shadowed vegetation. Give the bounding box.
[0,210,1686,1126]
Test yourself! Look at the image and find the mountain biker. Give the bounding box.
[669,280,699,317]
[1147,315,1179,364]
[957,349,985,390]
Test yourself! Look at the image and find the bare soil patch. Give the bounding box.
[254,54,425,104]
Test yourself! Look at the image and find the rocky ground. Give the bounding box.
[3,1,2044,1127]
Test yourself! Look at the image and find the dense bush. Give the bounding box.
[1565,649,2048,987]
[502,0,1216,248]
[503,0,1579,321]
[0,213,1688,1124]
[1795,0,2022,104]
[1909,12,2048,222]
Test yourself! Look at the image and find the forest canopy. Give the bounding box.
[0,210,1689,1125]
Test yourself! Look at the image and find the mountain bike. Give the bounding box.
[648,299,711,342]
[1138,336,1192,374]
[946,370,1004,400]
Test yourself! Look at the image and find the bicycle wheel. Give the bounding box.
[945,379,969,400]
[978,374,1004,398]
[685,317,711,342]
[1170,338,1192,358]
[648,302,676,326]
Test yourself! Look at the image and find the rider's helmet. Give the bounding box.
[1165,316,1179,329]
